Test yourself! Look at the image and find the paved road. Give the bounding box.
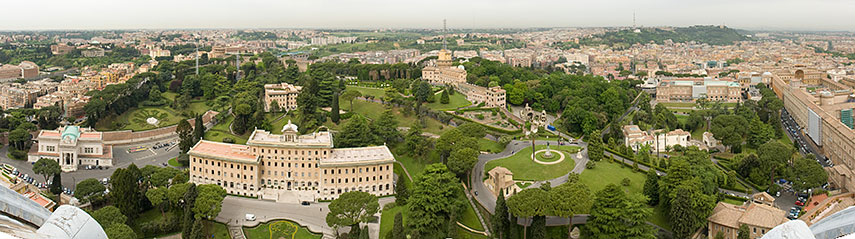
[470,140,587,214]
[216,195,395,239]
[0,136,179,192]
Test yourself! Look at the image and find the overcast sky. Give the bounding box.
[2,0,854,31]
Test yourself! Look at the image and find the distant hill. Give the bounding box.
[580,25,749,48]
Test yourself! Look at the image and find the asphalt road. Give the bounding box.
[0,136,180,192]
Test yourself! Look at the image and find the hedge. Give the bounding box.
[449,113,522,135]
[603,147,665,172]
[715,161,766,192]
[723,193,749,201]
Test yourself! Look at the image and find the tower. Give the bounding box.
[442,19,447,50]
[195,42,199,75]
[633,12,636,28]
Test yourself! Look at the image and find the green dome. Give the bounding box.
[61,126,81,142]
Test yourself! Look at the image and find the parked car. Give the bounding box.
[245,214,256,221]
[795,201,804,206]
[301,201,310,206]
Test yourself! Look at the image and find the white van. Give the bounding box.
[245,214,256,221]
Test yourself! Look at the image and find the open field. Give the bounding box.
[484,145,580,181]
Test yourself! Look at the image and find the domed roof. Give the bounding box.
[281,120,299,133]
[61,126,81,142]
[457,65,465,70]
[762,72,773,77]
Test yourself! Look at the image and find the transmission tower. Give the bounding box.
[195,42,199,75]
[442,19,447,50]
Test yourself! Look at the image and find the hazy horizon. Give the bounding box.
[3,0,855,32]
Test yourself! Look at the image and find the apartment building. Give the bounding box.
[263,82,302,112]
[0,79,58,110]
[188,121,395,200]
[655,77,742,103]
[0,61,39,80]
[771,74,855,192]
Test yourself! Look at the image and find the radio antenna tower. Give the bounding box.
[195,41,199,75]
[633,12,636,28]
[442,19,448,50]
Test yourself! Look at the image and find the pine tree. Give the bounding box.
[440,90,450,104]
[331,93,340,124]
[190,219,204,239]
[182,184,197,239]
[395,177,409,205]
[50,173,62,195]
[643,170,660,206]
[193,114,204,143]
[392,212,405,239]
[530,216,546,239]
[493,189,509,239]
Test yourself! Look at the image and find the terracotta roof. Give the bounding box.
[489,166,513,176]
[709,202,743,228]
[709,201,788,230]
[189,140,258,163]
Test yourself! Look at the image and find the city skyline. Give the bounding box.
[3,0,855,31]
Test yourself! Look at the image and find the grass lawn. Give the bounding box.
[346,85,390,98]
[675,114,688,125]
[579,161,646,196]
[379,204,405,239]
[342,97,448,135]
[188,101,216,115]
[243,219,321,239]
[723,198,746,205]
[425,90,471,110]
[205,220,231,239]
[478,138,504,153]
[649,206,672,231]
[204,115,249,144]
[658,102,696,108]
[168,157,182,167]
[484,145,579,181]
[96,106,185,131]
[460,199,485,231]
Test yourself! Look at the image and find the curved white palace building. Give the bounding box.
[188,121,395,201]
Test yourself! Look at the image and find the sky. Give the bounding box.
[2,0,854,31]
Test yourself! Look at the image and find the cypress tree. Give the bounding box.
[493,189,509,239]
[182,184,197,239]
[392,212,405,239]
[395,177,408,205]
[331,93,340,124]
[50,173,62,195]
[193,114,204,143]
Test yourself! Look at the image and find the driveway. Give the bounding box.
[216,195,395,239]
[470,140,587,213]
[0,136,180,192]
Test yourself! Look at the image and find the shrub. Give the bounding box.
[621,177,631,186]
[223,137,235,143]
[475,114,485,120]
[585,161,596,169]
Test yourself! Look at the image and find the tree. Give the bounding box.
[790,156,828,192]
[392,212,405,239]
[493,189,510,239]
[372,109,402,145]
[587,130,604,161]
[747,118,775,148]
[269,100,281,113]
[413,81,432,103]
[33,158,60,185]
[446,147,478,179]
[92,205,127,226]
[150,167,180,187]
[395,177,409,205]
[341,89,362,112]
[440,89,450,104]
[403,124,431,157]
[737,224,750,239]
[758,141,793,187]
[643,170,660,206]
[105,222,136,239]
[710,115,748,152]
[8,128,30,151]
[193,184,226,219]
[149,87,163,102]
[337,115,377,147]
[670,180,715,239]
[110,167,141,220]
[182,184,198,239]
[146,187,167,218]
[326,191,379,235]
[407,164,464,237]
[331,92,341,124]
[584,184,628,239]
[549,180,593,237]
[458,123,486,139]
[168,183,191,208]
[507,188,549,239]
[436,128,465,160]
[76,178,106,203]
[50,173,62,195]
[177,120,194,153]
[193,114,204,144]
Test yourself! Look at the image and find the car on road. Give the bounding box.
[301,201,310,206]
[245,214,256,221]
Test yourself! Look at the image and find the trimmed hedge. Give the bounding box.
[449,113,522,135]
[715,160,766,192]
[603,147,665,172]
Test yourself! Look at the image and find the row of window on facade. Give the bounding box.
[194,167,254,180]
[44,145,96,154]
[194,158,254,171]
[324,184,391,195]
[323,165,390,175]
[256,148,328,156]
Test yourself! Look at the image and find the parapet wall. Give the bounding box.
[101,110,219,145]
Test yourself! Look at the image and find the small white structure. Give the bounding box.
[622,125,691,152]
[703,132,718,148]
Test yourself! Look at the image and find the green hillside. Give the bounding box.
[581,25,749,48]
